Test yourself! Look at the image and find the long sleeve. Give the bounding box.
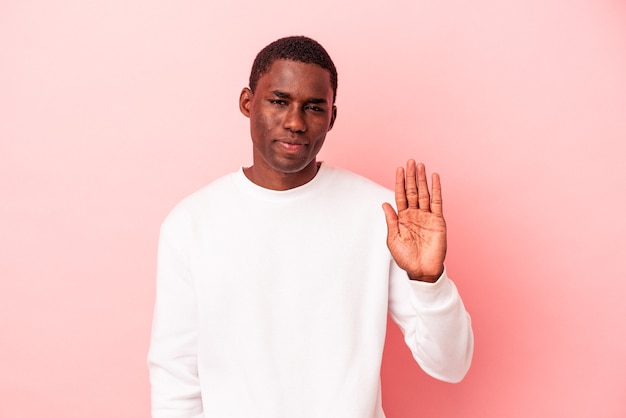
[145,166,473,417]
[148,209,204,418]
[388,264,474,383]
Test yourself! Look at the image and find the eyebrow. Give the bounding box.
[271,90,328,104]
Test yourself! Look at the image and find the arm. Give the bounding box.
[388,263,473,382]
[383,160,473,382]
[148,210,204,418]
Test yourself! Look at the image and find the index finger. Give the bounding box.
[394,166,407,211]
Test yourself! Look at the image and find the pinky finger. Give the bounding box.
[430,173,444,216]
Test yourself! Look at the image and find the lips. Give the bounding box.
[276,140,307,153]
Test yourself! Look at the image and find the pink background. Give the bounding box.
[2,0,625,417]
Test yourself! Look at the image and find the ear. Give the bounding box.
[328,105,337,131]
[239,87,252,118]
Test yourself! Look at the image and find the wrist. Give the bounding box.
[408,266,444,283]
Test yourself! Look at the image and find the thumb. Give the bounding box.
[382,203,399,238]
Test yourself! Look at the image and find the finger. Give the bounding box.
[382,202,399,238]
[405,160,418,209]
[430,172,444,216]
[394,166,408,211]
[417,163,431,211]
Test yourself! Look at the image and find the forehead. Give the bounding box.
[257,59,333,99]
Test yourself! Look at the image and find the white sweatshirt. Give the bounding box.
[148,163,473,418]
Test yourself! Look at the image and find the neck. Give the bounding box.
[243,161,321,191]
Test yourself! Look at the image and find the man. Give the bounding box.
[148,36,473,418]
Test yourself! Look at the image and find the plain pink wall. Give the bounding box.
[1,0,625,417]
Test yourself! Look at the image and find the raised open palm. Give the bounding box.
[382,160,447,283]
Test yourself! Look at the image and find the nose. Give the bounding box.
[283,106,306,133]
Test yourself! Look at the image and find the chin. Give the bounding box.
[271,158,315,175]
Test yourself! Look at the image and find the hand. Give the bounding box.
[382,160,447,283]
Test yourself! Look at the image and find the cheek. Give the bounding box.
[311,119,333,140]
[251,111,278,138]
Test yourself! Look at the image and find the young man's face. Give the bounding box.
[239,59,336,189]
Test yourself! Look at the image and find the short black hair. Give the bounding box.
[249,36,338,103]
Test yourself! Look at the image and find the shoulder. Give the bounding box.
[322,164,393,202]
[161,171,238,227]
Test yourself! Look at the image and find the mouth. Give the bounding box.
[276,140,307,153]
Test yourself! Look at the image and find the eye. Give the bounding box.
[305,105,324,112]
[269,99,287,106]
